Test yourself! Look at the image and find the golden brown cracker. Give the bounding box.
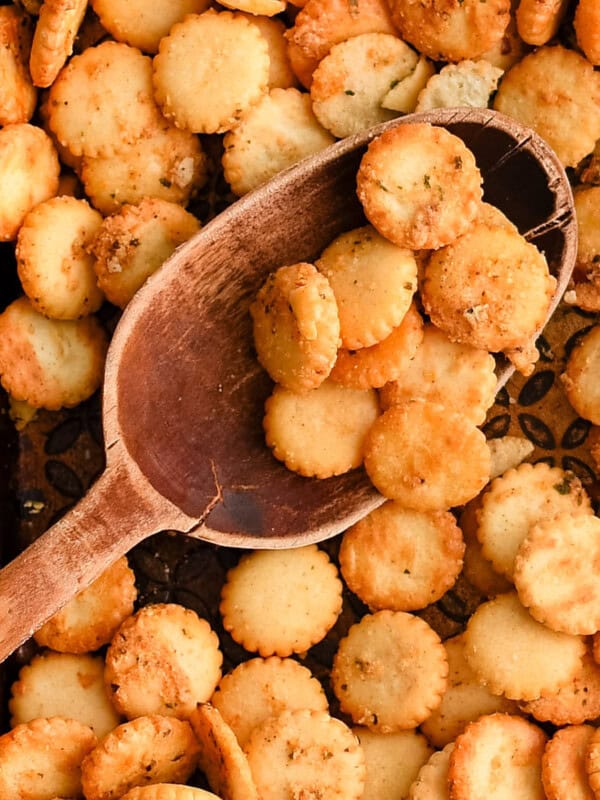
[561,324,600,424]
[542,725,595,800]
[516,0,570,46]
[0,6,37,124]
[30,0,88,88]
[354,728,433,800]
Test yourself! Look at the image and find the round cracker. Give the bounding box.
[0,717,97,800]
[408,743,454,800]
[363,399,490,510]
[220,545,342,657]
[152,10,269,134]
[34,556,137,653]
[263,380,379,478]
[459,497,514,599]
[356,123,483,250]
[9,651,121,740]
[448,713,546,800]
[415,59,503,113]
[47,41,161,158]
[516,0,570,46]
[586,728,600,798]
[81,716,200,800]
[420,633,520,749]
[329,303,424,390]
[239,14,297,90]
[251,262,340,392]
[105,603,222,719]
[244,709,366,800]
[542,725,595,800]
[463,591,586,701]
[561,324,600,425]
[29,0,88,88]
[339,500,465,612]
[211,656,328,748]
[122,788,222,800]
[353,727,433,800]
[0,6,37,124]
[378,322,497,426]
[331,610,448,731]
[514,513,600,635]
[316,224,418,350]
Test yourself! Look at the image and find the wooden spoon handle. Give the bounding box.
[0,460,176,662]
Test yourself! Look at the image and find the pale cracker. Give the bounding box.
[251,262,340,392]
[0,717,96,800]
[219,0,285,17]
[381,56,435,113]
[487,435,535,479]
[264,380,379,478]
[316,224,417,350]
[415,59,503,112]
[476,462,593,580]
[561,324,600,424]
[81,715,200,800]
[222,88,334,196]
[34,556,136,653]
[220,545,342,656]
[211,656,328,748]
[459,497,514,598]
[363,400,490,510]
[239,14,298,89]
[354,727,433,800]
[244,709,366,800]
[29,0,88,88]
[329,303,424,390]
[331,610,448,731]
[542,725,595,800]
[122,788,222,800]
[448,713,546,800]
[105,602,222,719]
[420,633,520,749]
[9,651,120,740]
[356,123,483,250]
[339,500,465,612]
[153,10,269,134]
[463,591,586,701]
[408,743,454,800]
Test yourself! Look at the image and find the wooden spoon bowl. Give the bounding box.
[0,107,576,662]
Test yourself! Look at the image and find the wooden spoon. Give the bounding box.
[0,107,576,662]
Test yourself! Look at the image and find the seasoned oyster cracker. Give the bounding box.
[420,633,520,749]
[521,650,600,726]
[494,45,600,168]
[189,704,258,800]
[486,435,535,479]
[251,262,340,392]
[542,725,595,800]
[331,610,448,731]
[211,657,328,747]
[356,123,483,250]
[448,713,546,800]
[0,296,108,410]
[464,592,586,701]
[414,59,503,112]
[408,743,454,800]
[585,728,600,798]
[34,556,137,653]
[47,41,161,158]
[0,123,59,242]
[264,380,379,477]
[105,603,222,719]
[220,545,342,656]
[516,0,570,46]
[316,224,417,350]
[476,462,593,580]
[363,400,490,510]
[561,324,600,424]
[567,187,600,312]
[81,716,200,800]
[0,717,97,800]
[0,6,37,124]
[353,728,432,800]
[387,0,511,62]
[378,323,496,426]
[153,10,269,134]
[338,501,465,612]
[91,198,200,308]
[421,224,556,375]
[219,0,285,17]
[329,304,424,390]
[29,0,87,88]
[222,88,334,196]
[90,0,211,53]
[285,0,398,88]
[309,33,419,138]
[575,0,600,66]
[380,54,435,114]
[80,122,208,215]
[122,789,221,800]
[514,514,600,635]
[240,15,298,90]
[244,709,366,800]
[16,195,104,320]
[460,497,514,598]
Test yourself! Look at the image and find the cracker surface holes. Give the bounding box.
[356,123,483,250]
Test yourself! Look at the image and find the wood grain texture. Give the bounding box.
[0,108,577,663]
